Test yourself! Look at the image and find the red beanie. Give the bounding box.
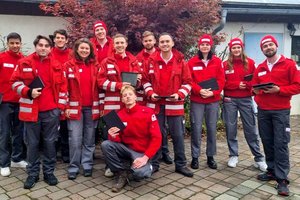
[93,20,108,33]
[260,35,278,49]
[228,38,244,50]
[198,34,213,46]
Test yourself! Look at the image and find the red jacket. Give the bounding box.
[64,58,101,120]
[135,48,159,106]
[109,104,162,158]
[142,49,192,116]
[90,37,114,63]
[0,50,24,103]
[223,58,256,98]
[51,47,72,65]
[97,52,139,114]
[188,55,225,104]
[253,55,300,110]
[10,53,68,122]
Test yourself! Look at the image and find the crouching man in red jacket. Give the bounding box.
[101,85,162,193]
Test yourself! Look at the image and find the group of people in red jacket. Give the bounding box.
[1,20,300,196]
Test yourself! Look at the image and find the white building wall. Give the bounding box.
[0,15,299,114]
[0,14,68,54]
[215,22,300,115]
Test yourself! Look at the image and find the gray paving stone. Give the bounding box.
[174,188,195,199]
[215,194,239,200]
[135,193,160,200]
[47,189,71,200]
[241,180,262,189]
[189,193,213,200]
[231,185,253,195]
[0,194,9,200]
[28,188,51,199]
[78,188,100,198]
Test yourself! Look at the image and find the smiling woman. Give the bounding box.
[63,38,100,180]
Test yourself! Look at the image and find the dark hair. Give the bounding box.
[158,32,174,41]
[7,32,21,42]
[53,29,68,39]
[73,38,95,63]
[198,50,213,60]
[33,35,53,47]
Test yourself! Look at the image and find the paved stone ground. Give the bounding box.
[0,116,300,200]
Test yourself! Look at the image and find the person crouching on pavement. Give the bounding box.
[101,85,162,193]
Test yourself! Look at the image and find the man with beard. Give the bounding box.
[135,31,157,105]
[253,35,300,196]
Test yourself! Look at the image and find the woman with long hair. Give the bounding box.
[64,38,101,180]
[223,38,267,171]
[188,34,225,170]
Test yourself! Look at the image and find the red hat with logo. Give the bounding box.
[228,38,244,50]
[93,20,108,33]
[198,34,213,46]
[260,35,278,49]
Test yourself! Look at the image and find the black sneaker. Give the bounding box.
[207,156,217,169]
[24,176,39,189]
[44,174,58,186]
[257,171,276,181]
[83,169,92,177]
[191,157,199,169]
[276,180,289,196]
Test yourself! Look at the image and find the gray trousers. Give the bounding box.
[223,97,264,162]
[151,105,187,170]
[101,140,152,179]
[257,108,290,181]
[190,101,218,158]
[0,103,24,168]
[67,107,97,173]
[24,108,60,176]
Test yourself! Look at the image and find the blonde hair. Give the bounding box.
[120,85,136,95]
[113,33,128,42]
[142,31,155,38]
[227,50,249,71]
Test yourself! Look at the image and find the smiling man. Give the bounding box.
[101,85,161,193]
[90,20,114,63]
[142,33,193,177]
[0,32,27,177]
[10,35,67,189]
[51,29,71,164]
[97,33,140,115]
[253,35,300,196]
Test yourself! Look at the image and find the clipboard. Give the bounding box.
[29,76,45,89]
[243,74,253,81]
[253,82,275,90]
[102,110,126,131]
[121,72,138,87]
[155,96,174,99]
[198,78,219,90]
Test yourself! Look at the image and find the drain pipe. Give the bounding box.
[213,9,228,35]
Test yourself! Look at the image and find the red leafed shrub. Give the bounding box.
[40,0,223,54]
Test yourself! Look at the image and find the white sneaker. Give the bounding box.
[104,168,114,177]
[0,167,11,177]
[11,160,28,168]
[254,161,267,172]
[227,156,238,168]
